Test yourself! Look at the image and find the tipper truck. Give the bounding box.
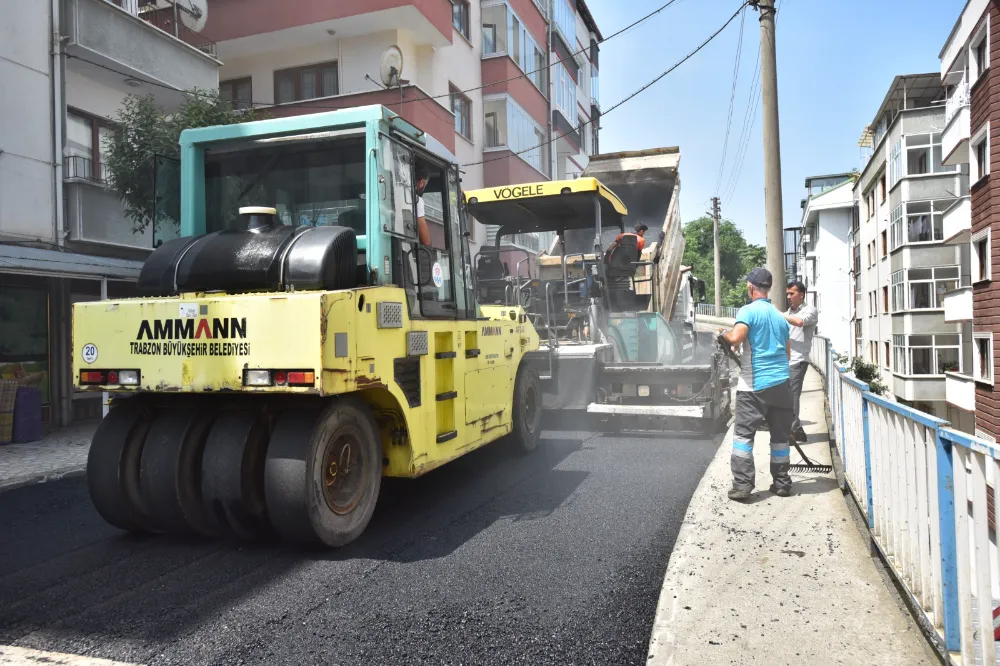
[72,105,544,548]
[465,147,731,434]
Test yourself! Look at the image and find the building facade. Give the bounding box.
[796,173,855,356]
[850,73,972,428]
[940,0,999,441]
[199,0,604,262]
[0,0,220,427]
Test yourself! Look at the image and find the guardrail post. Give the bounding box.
[934,429,961,652]
[861,394,874,527]
[838,368,846,466]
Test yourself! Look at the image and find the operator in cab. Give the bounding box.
[717,267,795,501]
[415,163,431,246]
[612,223,648,252]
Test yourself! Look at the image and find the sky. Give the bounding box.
[584,0,967,246]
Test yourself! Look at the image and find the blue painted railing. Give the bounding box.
[809,336,999,666]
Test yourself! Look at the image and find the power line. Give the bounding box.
[463,1,751,169]
[65,0,687,115]
[714,4,746,197]
[721,37,762,204]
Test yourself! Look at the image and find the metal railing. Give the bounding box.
[946,76,971,127]
[695,303,739,320]
[64,155,110,184]
[108,0,217,56]
[811,335,1000,664]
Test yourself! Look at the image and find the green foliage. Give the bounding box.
[847,357,888,396]
[103,89,257,234]
[681,216,769,307]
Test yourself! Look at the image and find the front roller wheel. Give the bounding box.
[87,400,154,532]
[264,399,382,547]
[510,367,543,453]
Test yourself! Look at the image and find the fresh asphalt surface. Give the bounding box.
[0,425,721,666]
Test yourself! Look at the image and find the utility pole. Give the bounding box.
[752,0,787,310]
[711,197,722,312]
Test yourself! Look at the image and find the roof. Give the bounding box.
[576,0,603,42]
[866,73,944,130]
[804,172,855,187]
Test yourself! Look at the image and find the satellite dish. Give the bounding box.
[179,0,208,33]
[380,46,404,87]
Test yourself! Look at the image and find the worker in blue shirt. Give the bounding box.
[718,267,794,501]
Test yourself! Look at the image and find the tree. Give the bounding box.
[681,216,769,308]
[103,89,257,235]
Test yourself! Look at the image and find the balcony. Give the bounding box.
[63,0,219,102]
[64,157,153,250]
[943,286,973,322]
[942,195,971,243]
[945,370,976,411]
[941,79,970,166]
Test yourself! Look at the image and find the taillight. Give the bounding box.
[79,369,140,386]
[80,370,105,384]
[243,370,315,387]
[274,370,287,386]
[107,370,119,385]
[287,371,315,386]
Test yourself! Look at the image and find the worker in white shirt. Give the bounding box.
[782,280,819,443]
[415,163,431,246]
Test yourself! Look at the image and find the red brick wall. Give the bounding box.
[972,1,1000,438]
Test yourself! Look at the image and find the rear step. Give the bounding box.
[586,403,705,418]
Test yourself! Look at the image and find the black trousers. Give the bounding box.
[731,381,795,491]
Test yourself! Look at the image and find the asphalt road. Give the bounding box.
[0,428,721,666]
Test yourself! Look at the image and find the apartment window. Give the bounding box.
[591,67,600,105]
[220,77,252,111]
[553,0,575,46]
[975,333,994,383]
[483,96,545,172]
[855,320,863,358]
[881,286,889,314]
[973,228,992,283]
[972,20,990,80]
[866,242,873,267]
[481,3,546,93]
[274,61,338,104]
[884,341,891,370]
[65,109,113,183]
[554,62,576,119]
[890,266,960,311]
[452,0,470,39]
[893,334,961,375]
[591,125,599,155]
[450,86,472,140]
[889,200,949,249]
[880,230,887,258]
[878,174,886,202]
[889,138,902,187]
[905,132,955,177]
[579,114,588,154]
[972,123,990,182]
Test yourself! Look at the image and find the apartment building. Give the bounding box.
[796,173,855,355]
[200,0,604,263]
[850,73,972,428]
[940,0,999,441]
[0,0,220,427]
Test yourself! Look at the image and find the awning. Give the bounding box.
[0,244,143,280]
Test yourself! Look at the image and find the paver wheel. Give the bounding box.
[139,408,224,537]
[264,399,382,547]
[510,366,543,453]
[87,400,155,533]
[201,410,274,541]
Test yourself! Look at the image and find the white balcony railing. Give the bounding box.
[943,195,972,243]
[946,77,971,126]
[943,286,973,322]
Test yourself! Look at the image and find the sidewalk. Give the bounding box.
[646,366,938,665]
[0,421,97,493]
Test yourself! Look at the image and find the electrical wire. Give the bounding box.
[463,1,751,169]
[64,0,688,114]
[714,4,746,197]
[721,35,762,205]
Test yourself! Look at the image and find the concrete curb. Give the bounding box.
[0,464,86,494]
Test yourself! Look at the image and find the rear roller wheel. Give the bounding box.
[87,400,154,532]
[264,399,382,547]
[201,410,273,541]
[139,408,224,536]
[510,367,542,453]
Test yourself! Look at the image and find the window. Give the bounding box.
[905,132,955,177]
[65,109,113,183]
[889,138,902,187]
[450,86,472,140]
[553,0,575,46]
[554,62,576,119]
[889,200,950,249]
[884,341,890,369]
[893,334,962,375]
[591,67,600,105]
[878,174,886,202]
[481,3,545,93]
[220,77,252,111]
[972,123,990,182]
[973,228,992,283]
[0,283,51,406]
[880,230,887,258]
[855,320,863,358]
[483,96,546,172]
[973,21,990,80]
[452,0,470,39]
[975,333,994,383]
[890,266,960,311]
[579,114,588,154]
[274,62,338,104]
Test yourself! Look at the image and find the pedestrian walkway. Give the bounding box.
[0,421,97,493]
[646,365,939,665]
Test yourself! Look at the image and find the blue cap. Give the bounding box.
[746,267,773,289]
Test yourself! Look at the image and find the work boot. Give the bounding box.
[792,427,808,442]
[728,487,752,501]
[769,483,793,497]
